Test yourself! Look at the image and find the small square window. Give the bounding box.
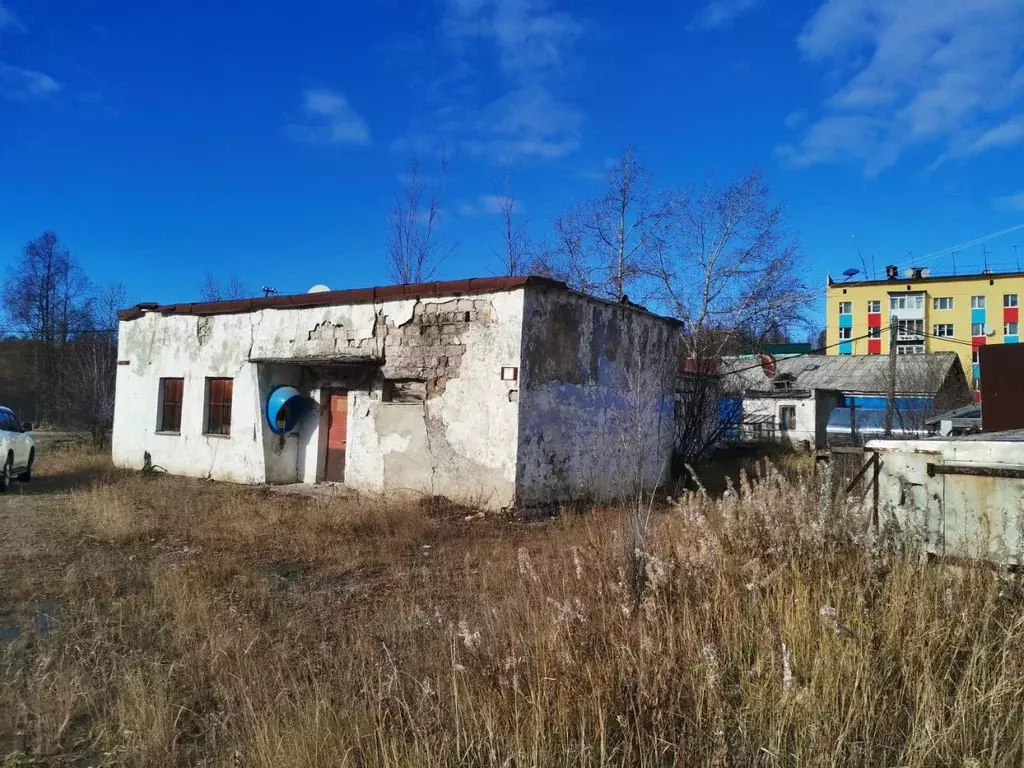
[779,405,796,431]
[838,327,852,341]
[1006,321,1019,336]
[1005,294,1019,308]
[932,324,954,338]
[867,300,880,313]
[158,377,184,433]
[971,295,986,310]
[933,297,953,311]
[971,323,985,337]
[838,301,852,315]
[867,326,881,339]
[204,378,233,436]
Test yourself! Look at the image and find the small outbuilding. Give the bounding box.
[113,277,685,510]
[720,352,970,449]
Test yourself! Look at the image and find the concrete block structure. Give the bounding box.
[113,277,682,510]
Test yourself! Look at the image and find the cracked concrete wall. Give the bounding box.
[515,286,680,507]
[112,291,524,507]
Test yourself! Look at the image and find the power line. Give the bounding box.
[716,327,890,379]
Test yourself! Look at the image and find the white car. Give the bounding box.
[0,405,34,491]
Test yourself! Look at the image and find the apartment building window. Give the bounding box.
[1006,321,1019,336]
[971,295,986,309]
[973,348,980,364]
[933,297,954,310]
[867,326,881,339]
[867,300,880,313]
[1005,294,1019,308]
[896,344,924,355]
[204,378,233,436]
[896,319,924,339]
[838,301,852,314]
[972,323,986,337]
[157,377,184,433]
[779,405,796,431]
[838,327,852,341]
[890,294,923,311]
[932,324,954,337]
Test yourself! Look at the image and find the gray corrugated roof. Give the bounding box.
[721,352,962,397]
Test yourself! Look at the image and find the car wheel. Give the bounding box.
[0,454,11,493]
[17,450,33,483]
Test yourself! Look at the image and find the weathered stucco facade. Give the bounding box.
[113,278,682,510]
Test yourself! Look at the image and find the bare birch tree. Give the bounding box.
[386,148,456,284]
[199,272,248,302]
[493,172,532,277]
[538,146,674,302]
[656,170,805,462]
[66,282,128,446]
[1,231,93,424]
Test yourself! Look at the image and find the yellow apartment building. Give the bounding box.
[825,265,1024,389]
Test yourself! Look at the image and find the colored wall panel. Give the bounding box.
[838,341,852,355]
[1005,335,1019,344]
[867,312,881,326]
[838,314,853,328]
[867,339,881,354]
[1005,307,1019,323]
[971,308,986,324]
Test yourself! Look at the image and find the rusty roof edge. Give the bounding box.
[118,275,566,321]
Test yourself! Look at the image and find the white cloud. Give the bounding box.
[994,192,1024,212]
[0,63,60,100]
[783,109,807,129]
[781,0,1024,174]
[0,2,25,32]
[284,88,370,146]
[396,0,585,161]
[691,0,762,30]
[457,194,518,216]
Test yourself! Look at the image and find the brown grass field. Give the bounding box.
[2,445,1024,766]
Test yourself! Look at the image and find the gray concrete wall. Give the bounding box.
[869,437,1024,565]
[515,286,680,507]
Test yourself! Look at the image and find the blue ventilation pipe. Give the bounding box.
[266,386,307,435]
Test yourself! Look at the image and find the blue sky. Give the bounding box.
[2,0,1024,311]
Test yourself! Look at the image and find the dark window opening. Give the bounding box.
[383,379,427,403]
[204,377,233,436]
[779,405,796,431]
[159,377,184,433]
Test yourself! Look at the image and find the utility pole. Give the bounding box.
[884,317,897,437]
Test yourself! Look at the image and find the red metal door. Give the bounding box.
[325,391,348,482]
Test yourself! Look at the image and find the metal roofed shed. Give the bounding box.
[718,352,970,451]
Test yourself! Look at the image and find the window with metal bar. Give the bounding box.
[204,378,233,436]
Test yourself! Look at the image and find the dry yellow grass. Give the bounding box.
[2,447,1024,766]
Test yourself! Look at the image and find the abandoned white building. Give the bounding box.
[112,277,683,509]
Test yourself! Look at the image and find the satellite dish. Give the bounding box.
[759,352,777,378]
[985,325,997,337]
[842,268,861,280]
[307,284,331,294]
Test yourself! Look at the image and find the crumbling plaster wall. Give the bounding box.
[515,287,680,507]
[112,290,524,506]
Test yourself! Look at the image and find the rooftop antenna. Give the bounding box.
[262,286,278,298]
[1015,244,1021,272]
[871,253,877,281]
[951,249,957,276]
[982,245,991,273]
[852,235,870,278]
